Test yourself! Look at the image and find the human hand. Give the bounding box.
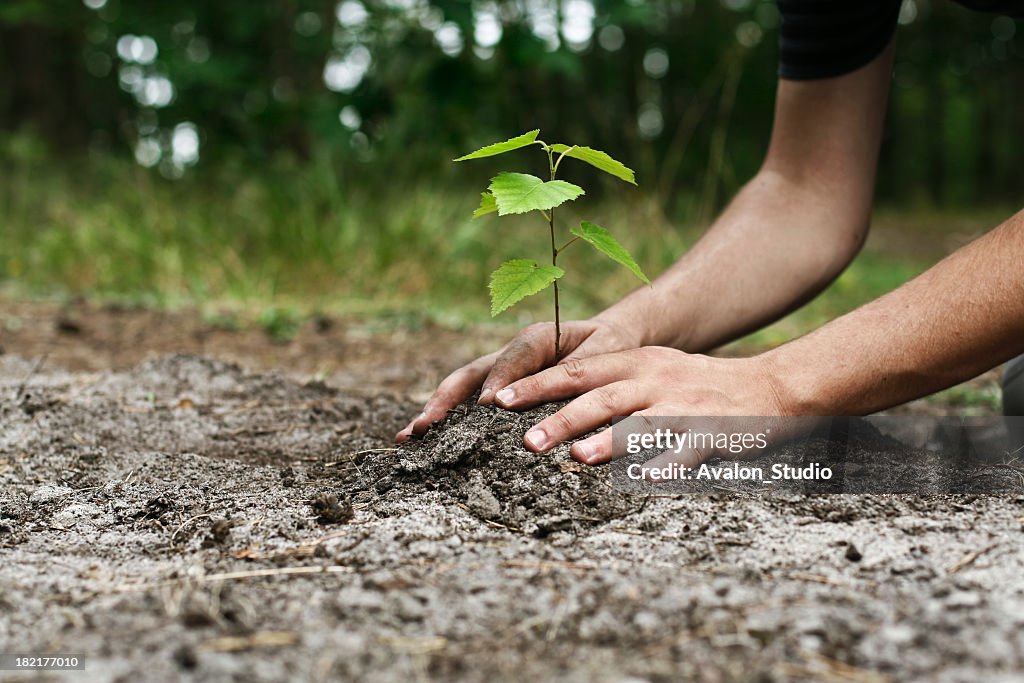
[488,346,798,466]
[395,318,641,443]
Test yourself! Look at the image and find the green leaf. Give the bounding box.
[489,259,565,316]
[570,221,650,285]
[488,173,585,215]
[472,192,497,219]
[454,129,540,162]
[549,144,637,185]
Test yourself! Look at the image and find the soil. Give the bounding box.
[2,301,1024,683]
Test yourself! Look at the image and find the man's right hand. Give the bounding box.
[394,317,641,443]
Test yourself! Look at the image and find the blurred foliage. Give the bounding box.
[0,0,1020,211]
[0,0,1021,338]
[0,135,939,349]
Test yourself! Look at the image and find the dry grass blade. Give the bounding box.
[504,559,597,573]
[170,513,213,544]
[197,631,299,652]
[778,651,891,683]
[788,573,848,587]
[233,529,366,561]
[378,635,447,655]
[947,543,1000,574]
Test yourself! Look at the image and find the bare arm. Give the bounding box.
[767,209,1024,415]
[600,41,895,351]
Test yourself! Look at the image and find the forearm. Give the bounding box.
[596,169,869,351]
[596,45,893,353]
[767,210,1024,415]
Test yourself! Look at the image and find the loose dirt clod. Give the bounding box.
[356,397,640,537]
[310,493,353,524]
[202,518,235,547]
[845,542,864,563]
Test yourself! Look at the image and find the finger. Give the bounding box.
[481,323,600,401]
[642,443,707,474]
[480,324,556,401]
[495,350,646,410]
[558,330,608,364]
[394,353,498,443]
[570,408,664,465]
[639,416,756,474]
[522,381,649,453]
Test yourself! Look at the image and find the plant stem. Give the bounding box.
[540,142,565,360]
[556,236,580,253]
[546,145,561,361]
[550,206,561,361]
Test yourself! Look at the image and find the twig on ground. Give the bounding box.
[504,559,597,573]
[170,513,213,544]
[13,353,48,401]
[947,543,1000,574]
[788,573,848,587]
[233,528,368,561]
[781,650,892,683]
[197,631,299,652]
[482,518,523,533]
[378,635,447,655]
[545,597,571,642]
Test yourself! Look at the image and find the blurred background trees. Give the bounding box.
[0,0,1020,316]
[2,0,1020,205]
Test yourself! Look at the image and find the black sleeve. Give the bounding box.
[777,0,902,80]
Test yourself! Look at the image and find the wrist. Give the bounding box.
[760,342,835,416]
[595,292,698,350]
[591,301,656,348]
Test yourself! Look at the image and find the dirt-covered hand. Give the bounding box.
[395,318,640,443]
[489,346,790,465]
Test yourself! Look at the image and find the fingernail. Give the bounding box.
[574,441,596,462]
[478,388,494,404]
[495,388,516,405]
[525,428,548,451]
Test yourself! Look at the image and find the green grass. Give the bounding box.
[734,251,930,349]
[0,137,991,350]
[0,139,691,325]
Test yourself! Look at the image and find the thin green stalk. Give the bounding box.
[546,146,561,361]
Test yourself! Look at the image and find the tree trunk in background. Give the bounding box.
[0,22,93,149]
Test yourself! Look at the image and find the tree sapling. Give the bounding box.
[454,129,650,360]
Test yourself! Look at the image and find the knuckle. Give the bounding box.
[512,376,537,396]
[548,410,576,436]
[591,384,624,412]
[522,322,552,341]
[631,412,657,434]
[560,357,588,381]
[633,346,662,363]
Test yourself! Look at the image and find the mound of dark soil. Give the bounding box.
[355,399,639,537]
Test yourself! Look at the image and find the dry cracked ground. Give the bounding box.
[1,303,1024,683]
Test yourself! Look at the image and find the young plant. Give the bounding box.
[454,129,649,360]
